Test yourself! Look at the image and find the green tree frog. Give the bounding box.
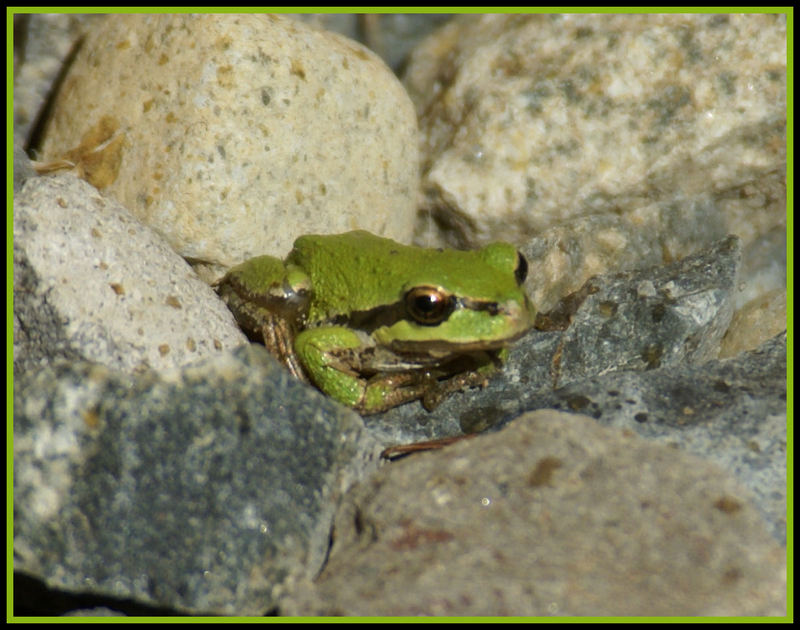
[215,231,535,414]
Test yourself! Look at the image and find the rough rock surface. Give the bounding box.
[280,411,786,616]
[13,345,381,615]
[13,173,246,376]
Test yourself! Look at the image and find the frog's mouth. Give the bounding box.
[385,328,530,357]
[363,343,508,375]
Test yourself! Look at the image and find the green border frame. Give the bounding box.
[7,6,794,624]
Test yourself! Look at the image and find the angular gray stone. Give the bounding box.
[552,234,739,385]
[13,344,380,615]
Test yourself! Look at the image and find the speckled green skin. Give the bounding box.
[288,231,533,339]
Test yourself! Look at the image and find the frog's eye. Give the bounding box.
[404,286,456,325]
[515,252,529,285]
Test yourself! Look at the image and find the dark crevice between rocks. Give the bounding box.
[14,571,188,617]
[13,572,282,617]
[23,32,85,158]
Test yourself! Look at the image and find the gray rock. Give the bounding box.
[546,234,739,384]
[736,222,787,309]
[13,344,381,615]
[287,14,454,72]
[62,607,126,617]
[281,411,786,616]
[495,332,787,544]
[13,141,37,191]
[12,14,100,144]
[351,13,455,72]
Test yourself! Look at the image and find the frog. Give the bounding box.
[214,230,535,414]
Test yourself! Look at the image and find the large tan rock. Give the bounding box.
[41,14,420,267]
[405,14,786,248]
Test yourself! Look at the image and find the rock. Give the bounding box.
[545,235,739,383]
[519,213,664,313]
[497,333,787,544]
[264,14,455,73]
[280,411,786,616]
[404,14,785,281]
[13,345,381,615]
[735,223,787,309]
[350,13,455,72]
[13,140,37,191]
[39,14,419,267]
[13,174,246,376]
[719,289,787,358]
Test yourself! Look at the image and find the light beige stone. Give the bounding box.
[14,174,247,374]
[405,14,786,248]
[719,289,787,358]
[41,14,419,267]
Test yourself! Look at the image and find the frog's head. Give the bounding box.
[371,242,536,357]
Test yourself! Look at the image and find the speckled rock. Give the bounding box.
[39,13,419,267]
[494,333,787,544]
[280,411,786,616]
[13,344,380,615]
[13,173,246,375]
[405,14,785,255]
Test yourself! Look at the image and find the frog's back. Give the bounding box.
[289,230,527,325]
[289,231,412,321]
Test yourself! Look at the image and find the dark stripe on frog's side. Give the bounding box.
[326,296,504,334]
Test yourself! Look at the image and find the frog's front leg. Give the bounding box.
[294,326,434,414]
[259,312,308,383]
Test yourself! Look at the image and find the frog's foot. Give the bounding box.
[358,367,493,414]
[295,325,502,414]
[357,371,438,414]
[420,369,492,411]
